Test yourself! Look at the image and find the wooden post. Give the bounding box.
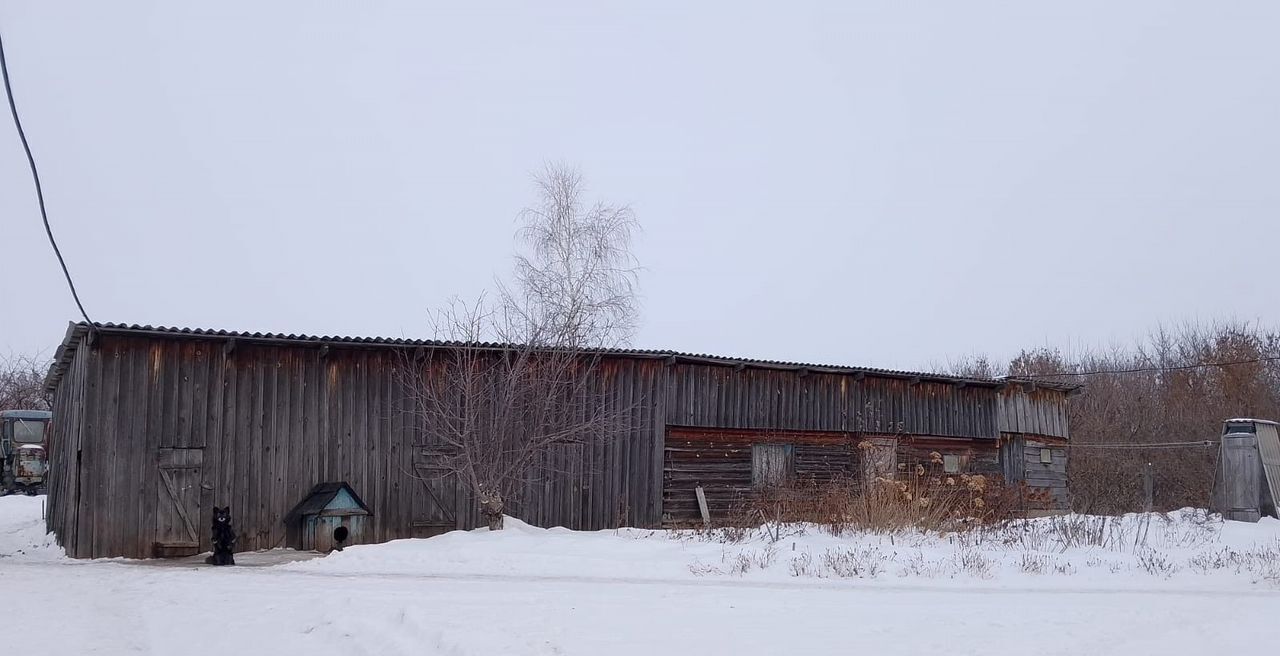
[1142,462,1154,513]
[695,485,710,527]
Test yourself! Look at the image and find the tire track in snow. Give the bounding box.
[250,565,1280,599]
[8,557,1278,598]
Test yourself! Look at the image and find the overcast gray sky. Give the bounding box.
[2,2,1278,371]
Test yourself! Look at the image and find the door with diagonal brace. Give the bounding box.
[155,448,204,557]
[411,447,459,537]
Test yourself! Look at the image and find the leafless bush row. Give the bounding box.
[725,460,1025,540]
[952,321,1280,514]
[0,355,49,412]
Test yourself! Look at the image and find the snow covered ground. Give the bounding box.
[3,496,1279,655]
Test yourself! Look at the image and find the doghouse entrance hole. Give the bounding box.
[333,526,349,544]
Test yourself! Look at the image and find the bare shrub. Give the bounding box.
[897,552,954,579]
[687,561,719,576]
[1019,553,1049,575]
[741,488,812,543]
[997,321,1280,514]
[787,467,1019,536]
[1190,541,1280,583]
[1038,514,1133,551]
[1187,548,1233,574]
[789,551,815,577]
[1147,509,1220,549]
[1255,560,1280,585]
[0,355,49,412]
[954,549,995,578]
[1135,548,1179,578]
[670,525,753,545]
[821,546,887,579]
[754,545,779,570]
[717,525,753,544]
[996,512,1217,555]
[690,546,776,576]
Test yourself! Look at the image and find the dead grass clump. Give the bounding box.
[955,549,995,578]
[896,551,954,578]
[722,450,1023,537]
[669,524,753,545]
[810,469,1019,535]
[1019,553,1049,575]
[1135,547,1180,578]
[821,546,887,578]
[1186,541,1280,584]
[789,551,815,577]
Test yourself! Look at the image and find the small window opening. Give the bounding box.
[752,444,794,488]
[943,454,961,474]
[1040,449,1053,465]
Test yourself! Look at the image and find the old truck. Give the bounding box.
[0,410,51,495]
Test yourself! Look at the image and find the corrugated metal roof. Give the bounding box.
[0,410,52,420]
[44,321,1080,392]
[1256,423,1280,521]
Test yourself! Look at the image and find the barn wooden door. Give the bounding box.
[1220,434,1261,522]
[411,447,458,537]
[155,448,204,557]
[1000,435,1026,483]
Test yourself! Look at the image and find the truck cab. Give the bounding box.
[0,409,52,495]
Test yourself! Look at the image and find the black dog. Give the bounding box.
[204,506,237,566]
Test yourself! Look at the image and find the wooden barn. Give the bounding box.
[43,322,1075,559]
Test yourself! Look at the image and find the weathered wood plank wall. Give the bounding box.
[997,389,1069,439]
[46,334,91,558]
[46,336,670,557]
[664,365,1001,438]
[661,427,862,523]
[1021,437,1069,510]
[45,329,1073,559]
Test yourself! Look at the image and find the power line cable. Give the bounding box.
[0,28,93,326]
[1016,355,1280,379]
[1064,440,1217,450]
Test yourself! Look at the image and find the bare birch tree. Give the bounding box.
[401,164,639,530]
[500,164,639,350]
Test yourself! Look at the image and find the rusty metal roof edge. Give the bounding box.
[44,322,1081,393]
